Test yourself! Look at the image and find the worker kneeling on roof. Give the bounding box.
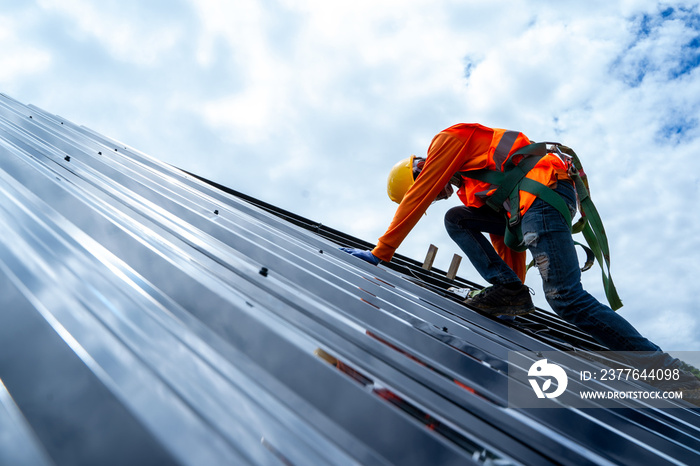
[342,123,700,394]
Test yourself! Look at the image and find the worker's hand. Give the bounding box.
[339,248,381,265]
[435,182,454,201]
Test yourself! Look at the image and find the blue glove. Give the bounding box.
[339,247,381,265]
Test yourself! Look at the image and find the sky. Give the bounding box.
[1,0,700,351]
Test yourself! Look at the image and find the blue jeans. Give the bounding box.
[444,182,676,370]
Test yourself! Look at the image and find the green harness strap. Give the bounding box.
[460,143,623,310]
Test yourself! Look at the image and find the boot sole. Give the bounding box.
[464,300,535,316]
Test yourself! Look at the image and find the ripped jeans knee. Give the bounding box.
[533,252,550,282]
[523,231,553,290]
[526,232,577,303]
[523,231,539,248]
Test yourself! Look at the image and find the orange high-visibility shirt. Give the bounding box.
[371,123,569,281]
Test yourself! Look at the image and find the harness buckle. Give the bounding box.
[508,213,521,228]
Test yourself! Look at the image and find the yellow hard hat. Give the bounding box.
[387,155,416,203]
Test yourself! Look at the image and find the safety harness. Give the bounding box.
[461,142,623,310]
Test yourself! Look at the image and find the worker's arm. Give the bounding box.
[371,127,490,262]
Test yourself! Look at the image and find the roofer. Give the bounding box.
[341,123,700,393]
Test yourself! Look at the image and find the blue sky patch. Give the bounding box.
[657,113,699,144]
[614,4,700,85]
[670,34,700,79]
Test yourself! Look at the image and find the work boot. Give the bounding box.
[465,284,535,316]
[652,369,700,391]
[650,369,700,405]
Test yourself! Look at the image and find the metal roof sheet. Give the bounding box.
[0,93,698,465]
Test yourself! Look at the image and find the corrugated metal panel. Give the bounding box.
[0,93,698,466]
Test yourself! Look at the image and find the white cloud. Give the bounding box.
[37,0,186,65]
[0,16,51,82]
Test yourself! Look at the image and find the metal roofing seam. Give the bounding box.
[0,377,53,466]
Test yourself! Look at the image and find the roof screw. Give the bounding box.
[442,326,448,332]
[98,151,102,155]
[319,249,323,254]
[29,115,33,119]
[64,156,71,162]
[259,267,269,277]
[214,209,219,215]
[114,148,118,152]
